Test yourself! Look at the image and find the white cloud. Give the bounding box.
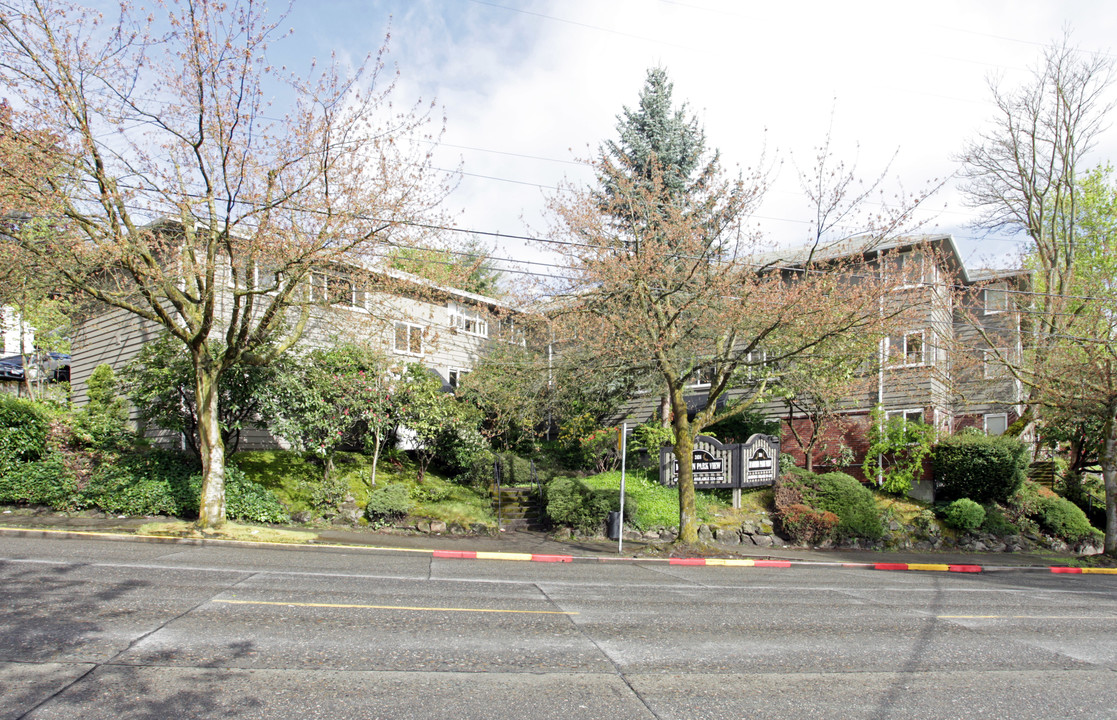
[282,0,1117,273]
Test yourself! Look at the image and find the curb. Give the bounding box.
[2,526,1115,574]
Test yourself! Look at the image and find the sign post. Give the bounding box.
[618,423,627,554]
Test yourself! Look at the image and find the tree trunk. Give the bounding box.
[195,358,227,529]
[671,394,698,544]
[370,430,381,488]
[1102,408,1117,557]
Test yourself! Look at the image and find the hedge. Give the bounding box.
[932,433,1027,504]
[545,476,635,532]
[0,395,50,474]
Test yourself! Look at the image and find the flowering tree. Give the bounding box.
[0,1,448,526]
[265,344,397,487]
[549,69,911,544]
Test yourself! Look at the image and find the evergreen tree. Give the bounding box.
[595,68,725,251]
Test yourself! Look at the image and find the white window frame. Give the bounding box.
[448,367,470,390]
[393,322,424,356]
[254,264,281,293]
[448,302,489,338]
[887,330,926,367]
[984,413,1008,436]
[308,271,363,308]
[496,316,525,345]
[984,287,1009,315]
[686,363,715,389]
[886,408,925,426]
[892,251,935,290]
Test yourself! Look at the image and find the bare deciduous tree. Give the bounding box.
[0,0,448,527]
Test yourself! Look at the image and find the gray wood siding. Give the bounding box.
[72,279,515,449]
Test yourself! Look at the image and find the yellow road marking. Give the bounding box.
[213,599,577,615]
[908,564,950,572]
[474,552,535,561]
[705,559,756,567]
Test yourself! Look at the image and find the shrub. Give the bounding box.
[556,414,619,472]
[942,498,986,532]
[0,454,79,509]
[544,475,633,532]
[365,484,412,521]
[74,450,287,522]
[1036,496,1101,543]
[0,395,50,473]
[304,472,351,513]
[912,508,939,536]
[73,364,131,450]
[79,450,197,516]
[932,433,1027,504]
[862,405,934,495]
[780,503,839,546]
[813,471,884,540]
[980,504,1018,535]
[223,466,290,524]
[703,410,779,444]
[433,422,494,481]
[629,421,674,457]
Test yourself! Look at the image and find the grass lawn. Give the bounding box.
[578,468,734,529]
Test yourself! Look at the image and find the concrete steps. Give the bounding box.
[493,486,545,529]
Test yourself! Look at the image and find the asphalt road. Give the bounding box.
[2,535,1116,719]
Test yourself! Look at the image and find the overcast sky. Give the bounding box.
[278,0,1117,277]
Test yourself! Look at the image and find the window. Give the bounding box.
[255,264,280,292]
[984,348,1009,379]
[448,302,488,337]
[448,368,470,390]
[743,349,769,380]
[496,316,525,345]
[887,331,925,366]
[887,250,936,288]
[394,322,423,355]
[310,272,360,306]
[984,287,1009,315]
[887,408,925,426]
[687,363,715,388]
[984,413,1008,436]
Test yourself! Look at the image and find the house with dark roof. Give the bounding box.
[611,233,1029,501]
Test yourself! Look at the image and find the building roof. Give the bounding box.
[759,233,1030,286]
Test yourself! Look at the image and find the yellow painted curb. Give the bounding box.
[908,564,950,572]
[1081,567,1117,574]
[705,558,756,567]
[475,551,535,562]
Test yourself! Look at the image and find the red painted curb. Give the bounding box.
[432,550,476,559]
[531,554,573,563]
[669,558,707,566]
[874,563,910,571]
[1050,566,1083,574]
[949,565,983,573]
[754,560,792,568]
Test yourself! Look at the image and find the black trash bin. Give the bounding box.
[606,511,622,540]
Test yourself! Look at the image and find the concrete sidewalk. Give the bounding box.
[1,507,1106,571]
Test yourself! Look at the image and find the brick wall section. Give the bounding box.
[781,410,941,489]
[780,412,873,481]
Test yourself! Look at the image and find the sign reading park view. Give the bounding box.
[659,434,780,489]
